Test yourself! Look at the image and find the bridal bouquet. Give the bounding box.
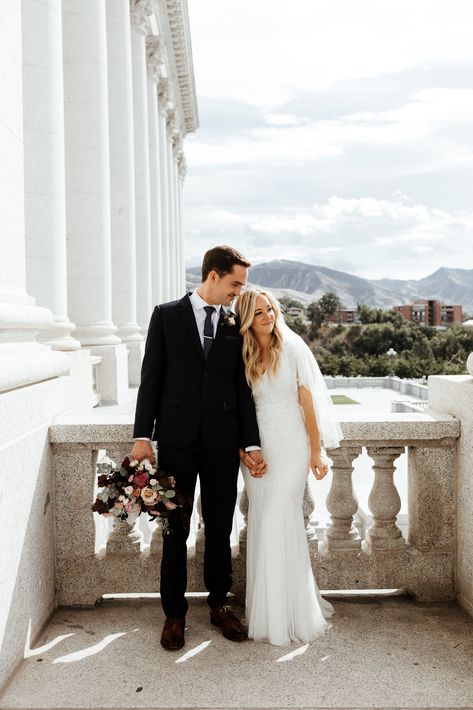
[91,455,191,535]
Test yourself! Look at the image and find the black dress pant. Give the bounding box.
[157,438,240,618]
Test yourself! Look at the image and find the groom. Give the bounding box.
[132,245,266,650]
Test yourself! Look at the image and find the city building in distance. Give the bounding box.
[395,300,462,327]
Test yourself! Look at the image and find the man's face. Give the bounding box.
[213,265,248,306]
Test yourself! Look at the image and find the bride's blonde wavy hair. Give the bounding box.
[235,288,284,387]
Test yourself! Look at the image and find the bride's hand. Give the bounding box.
[310,451,329,480]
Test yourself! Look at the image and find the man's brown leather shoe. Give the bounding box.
[210,604,248,642]
[160,617,185,651]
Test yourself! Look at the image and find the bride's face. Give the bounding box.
[251,295,275,337]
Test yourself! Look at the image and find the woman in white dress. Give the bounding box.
[235,288,344,646]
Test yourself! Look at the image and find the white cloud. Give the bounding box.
[189,0,473,110]
[264,113,305,126]
[183,1,473,281]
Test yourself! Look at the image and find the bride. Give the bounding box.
[235,288,344,646]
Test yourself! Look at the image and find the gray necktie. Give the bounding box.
[203,306,216,358]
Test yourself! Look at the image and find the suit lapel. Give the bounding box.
[177,294,205,363]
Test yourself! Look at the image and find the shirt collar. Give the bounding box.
[190,289,223,314]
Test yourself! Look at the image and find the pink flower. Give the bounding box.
[164,501,177,510]
[133,471,149,488]
[114,501,124,510]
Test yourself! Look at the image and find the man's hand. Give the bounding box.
[239,448,267,478]
[131,439,156,464]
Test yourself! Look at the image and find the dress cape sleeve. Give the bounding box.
[283,322,344,449]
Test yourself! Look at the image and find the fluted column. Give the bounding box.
[130,0,153,333]
[63,0,129,404]
[0,2,67,391]
[321,447,362,551]
[146,35,164,306]
[22,0,79,352]
[157,82,171,302]
[106,0,144,386]
[171,131,180,297]
[177,151,187,294]
[63,0,118,346]
[166,106,177,299]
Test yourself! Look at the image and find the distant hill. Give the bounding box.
[186,261,473,312]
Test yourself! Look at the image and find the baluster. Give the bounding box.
[106,516,143,556]
[194,492,205,554]
[149,516,164,555]
[239,486,249,543]
[321,446,362,551]
[365,446,405,550]
[303,481,317,539]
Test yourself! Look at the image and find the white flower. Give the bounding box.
[124,486,134,495]
[141,487,158,505]
[149,478,157,486]
[130,459,139,467]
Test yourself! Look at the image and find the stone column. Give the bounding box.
[177,151,187,295]
[130,0,153,334]
[22,0,79,352]
[106,0,144,386]
[157,82,171,302]
[146,35,164,307]
[171,131,180,297]
[166,105,177,299]
[63,0,129,404]
[0,2,67,391]
[172,132,183,296]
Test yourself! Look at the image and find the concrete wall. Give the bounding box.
[429,374,473,617]
[0,376,72,688]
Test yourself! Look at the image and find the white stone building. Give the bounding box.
[0,0,196,687]
[1,0,197,407]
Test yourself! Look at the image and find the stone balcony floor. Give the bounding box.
[1,594,473,710]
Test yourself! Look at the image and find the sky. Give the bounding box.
[184,0,473,280]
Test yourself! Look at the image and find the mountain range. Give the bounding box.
[186,260,473,313]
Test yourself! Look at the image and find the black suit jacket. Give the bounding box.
[133,294,260,451]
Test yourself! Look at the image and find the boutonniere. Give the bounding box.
[221,308,238,327]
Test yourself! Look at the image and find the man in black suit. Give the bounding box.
[132,245,266,650]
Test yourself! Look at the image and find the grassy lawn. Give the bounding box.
[331,394,359,405]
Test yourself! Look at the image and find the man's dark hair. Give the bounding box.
[201,245,251,282]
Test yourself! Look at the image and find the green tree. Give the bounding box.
[319,292,342,319]
[306,301,323,338]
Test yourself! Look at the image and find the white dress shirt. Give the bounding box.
[135,290,260,452]
[189,289,222,345]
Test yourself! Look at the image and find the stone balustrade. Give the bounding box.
[49,414,459,607]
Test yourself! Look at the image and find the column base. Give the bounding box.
[320,531,362,553]
[65,349,97,410]
[0,342,69,393]
[364,532,406,551]
[89,343,129,405]
[73,323,121,346]
[38,317,81,351]
[127,340,145,386]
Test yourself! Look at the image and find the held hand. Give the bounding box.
[131,440,156,464]
[247,450,267,478]
[310,450,329,481]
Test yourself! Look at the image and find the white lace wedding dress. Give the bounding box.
[242,334,337,646]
